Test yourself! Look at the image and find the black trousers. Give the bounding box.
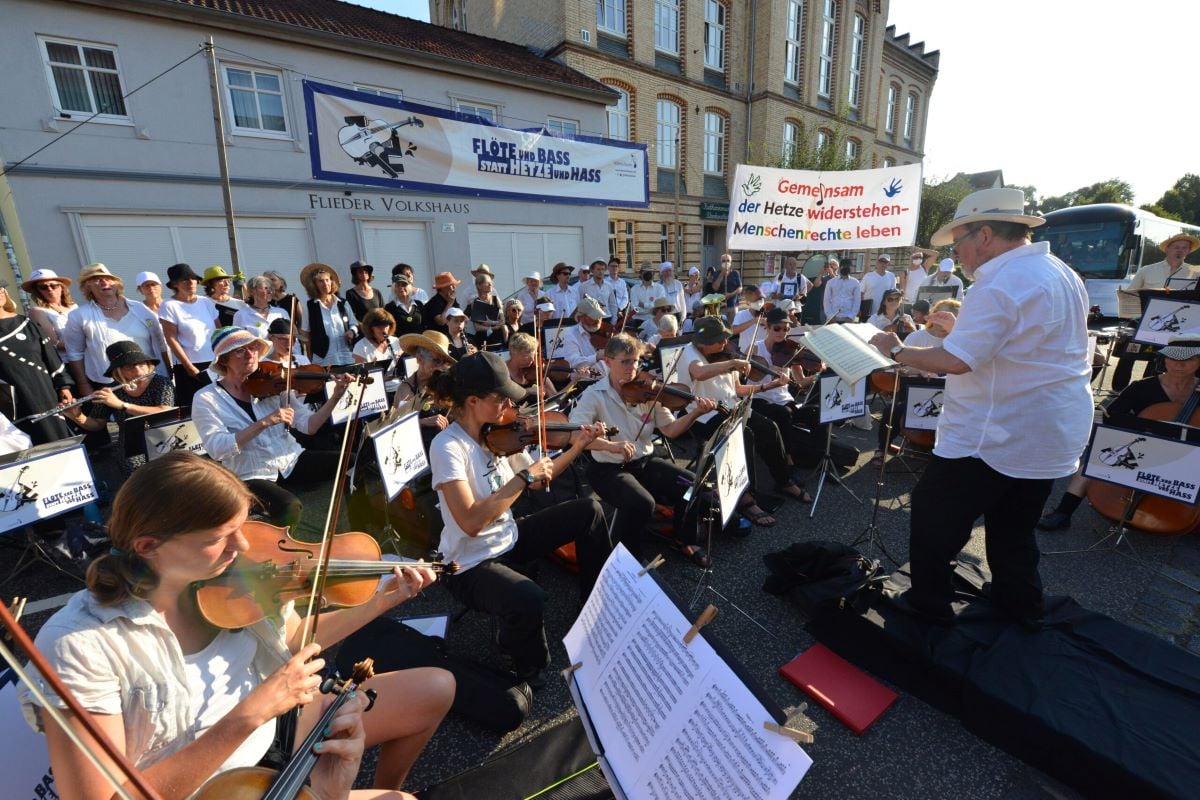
[751,399,819,472]
[246,449,341,530]
[692,409,793,490]
[586,456,699,558]
[908,455,1053,623]
[172,362,212,408]
[444,498,608,674]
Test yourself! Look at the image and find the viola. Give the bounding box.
[481,407,616,457]
[243,361,373,398]
[1086,388,1200,535]
[193,520,457,630]
[620,370,731,415]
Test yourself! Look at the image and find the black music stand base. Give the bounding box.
[1044,522,1200,593]
[808,424,861,519]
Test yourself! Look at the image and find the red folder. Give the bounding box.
[779,644,898,735]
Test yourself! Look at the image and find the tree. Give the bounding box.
[746,117,862,172]
[916,174,973,249]
[1007,184,1039,214]
[1140,203,1182,221]
[1040,179,1134,213]
[1152,173,1200,225]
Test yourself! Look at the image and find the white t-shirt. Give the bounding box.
[679,342,737,423]
[160,297,219,363]
[751,340,793,405]
[353,335,400,363]
[859,270,898,315]
[936,241,1093,479]
[430,422,518,571]
[903,266,929,302]
[184,629,276,774]
[902,327,942,349]
[732,308,767,355]
[232,305,289,339]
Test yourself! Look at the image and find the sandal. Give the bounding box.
[680,544,711,568]
[740,505,777,527]
[780,483,813,503]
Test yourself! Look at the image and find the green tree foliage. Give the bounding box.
[1039,179,1134,213]
[1139,203,1183,222]
[1007,184,1039,214]
[916,174,973,248]
[1152,173,1200,225]
[746,118,862,172]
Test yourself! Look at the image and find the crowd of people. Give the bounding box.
[6,186,1199,798]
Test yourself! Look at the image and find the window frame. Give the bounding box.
[816,129,830,152]
[704,0,726,72]
[885,84,898,134]
[606,87,631,141]
[904,93,917,141]
[703,111,725,176]
[883,157,895,168]
[782,121,800,164]
[597,0,626,35]
[453,98,500,124]
[222,64,291,139]
[785,0,805,86]
[845,138,859,163]
[38,36,132,125]
[655,0,681,55]
[546,117,580,138]
[847,13,865,109]
[656,98,681,169]
[818,0,837,99]
[660,224,671,263]
[354,84,404,102]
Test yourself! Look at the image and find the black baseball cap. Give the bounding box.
[267,318,295,336]
[452,351,525,401]
[693,315,732,345]
[765,307,790,326]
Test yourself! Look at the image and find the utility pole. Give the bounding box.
[673,133,681,265]
[203,37,241,277]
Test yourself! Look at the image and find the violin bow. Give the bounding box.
[0,600,160,800]
[284,296,298,398]
[299,363,372,651]
[532,301,550,490]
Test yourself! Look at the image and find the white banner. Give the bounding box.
[1083,425,1200,503]
[0,443,96,532]
[726,163,922,251]
[144,418,206,461]
[818,374,867,424]
[371,412,429,502]
[714,419,750,527]
[1133,298,1200,346]
[305,81,649,208]
[327,375,389,425]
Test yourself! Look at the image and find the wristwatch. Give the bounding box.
[517,468,535,487]
[889,344,904,357]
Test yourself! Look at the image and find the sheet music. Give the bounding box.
[564,546,811,799]
[802,323,895,384]
[1116,288,1141,320]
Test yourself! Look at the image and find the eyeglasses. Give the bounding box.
[770,325,791,332]
[951,226,981,253]
[485,392,515,406]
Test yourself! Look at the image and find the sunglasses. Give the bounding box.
[770,325,791,332]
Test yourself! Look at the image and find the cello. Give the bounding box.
[1087,386,1200,535]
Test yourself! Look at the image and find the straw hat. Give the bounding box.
[300,263,341,296]
[399,329,456,363]
[79,263,118,284]
[651,297,675,313]
[930,188,1044,247]
[1159,337,1200,361]
[1160,233,1200,254]
[433,272,460,290]
[21,269,72,291]
[470,263,495,277]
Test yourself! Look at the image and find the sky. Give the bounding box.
[349,0,1196,206]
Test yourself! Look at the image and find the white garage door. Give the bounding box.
[78,215,314,292]
[468,223,584,298]
[358,221,433,292]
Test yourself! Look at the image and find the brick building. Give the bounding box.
[430,0,938,277]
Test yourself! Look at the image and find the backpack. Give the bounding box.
[762,541,886,615]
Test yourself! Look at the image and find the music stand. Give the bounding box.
[851,368,904,565]
[808,373,865,518]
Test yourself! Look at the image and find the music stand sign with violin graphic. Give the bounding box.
[327,369,389,426]
[713,418,751,527]
[0,440,97,533]
[1083,425,1200,504]
[371,411,429,502]
[144,418,206,461]
[1133,298,1200,347]
[818,374,867,424]
[902,380,945,432]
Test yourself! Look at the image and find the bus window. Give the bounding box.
[1034,221,1128,278]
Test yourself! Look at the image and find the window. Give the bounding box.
[818,0,837,99]
[624,221,635,263]
[704,1,726,71]
[355,85,403,102]
[883,157,895,168]
[224,66,287,135]
[547,117,579,138]
[703,112,725,175]
[885,84,898,134]
[450,0,467,30]
[904,93,917,140]
[606,88,630,140]
[456,101,497,123]
[40,37,129,121]
[845,138,859,162]
[609,220,618,258]
[660,224,670,263]
[847,14,865,109]
[655,0,680,54]
[783,122,800,164]
[656,99,680,168]
[816,130,830,152]
[785,0,804,85]
[597,0,626,34]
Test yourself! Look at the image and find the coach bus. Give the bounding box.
[1031,203,1200,317]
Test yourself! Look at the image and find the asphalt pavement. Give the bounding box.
[5,364,1199,799]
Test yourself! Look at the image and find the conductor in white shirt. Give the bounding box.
[869,188,1093,630]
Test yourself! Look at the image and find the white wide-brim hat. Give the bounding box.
[929,188,1044,247]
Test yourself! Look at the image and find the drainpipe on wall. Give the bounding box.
[740,0,757,278]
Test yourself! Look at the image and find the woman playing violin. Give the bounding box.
[680,317,811,525]
[569,334,718,566]
[429,352,609,687]
[20,451,453,800]
[193,327,350,530]
[1038,336,1200,531]
[394,330,455,452]
[506,333,556,402]
[867,289,916,339]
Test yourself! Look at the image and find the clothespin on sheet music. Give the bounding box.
[2,598,25,644]
[561,662,583,682]
[637,554,666,577]
[683,604,718,645]
[763,721,814,744]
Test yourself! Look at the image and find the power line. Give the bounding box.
[0,47,206,179]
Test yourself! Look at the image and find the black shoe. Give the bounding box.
[880,588,955,626]
[516,666,546,691]
[1035,511,1072,531]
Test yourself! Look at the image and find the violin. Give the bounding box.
[1086,388,1200,535]
[516,358,577,387]
[771,338,824,376]
[620,370,731,415]
[243,361,374,398]
[193,520,457,630]
[481,406,616,457]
